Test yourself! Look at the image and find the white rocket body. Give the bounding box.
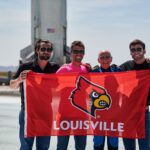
[21,0,67,64]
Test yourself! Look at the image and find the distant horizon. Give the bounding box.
[0,66,18,72]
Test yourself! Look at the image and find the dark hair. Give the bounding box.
[70,41,85,52]
[35,39,53,51]
[34,39,53,57]
[129,39,145,50]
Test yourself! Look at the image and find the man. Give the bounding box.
[10,39,60,150]
[92,50,120,150]
[56,41,88,150]
[120,39,150,150]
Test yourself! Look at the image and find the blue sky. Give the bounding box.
[0,0,150,66]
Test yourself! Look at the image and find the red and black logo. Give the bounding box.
[70,76,111,118]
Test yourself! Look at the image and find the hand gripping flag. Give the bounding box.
[24,70,150,138]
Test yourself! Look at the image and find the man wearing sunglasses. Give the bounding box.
[10,39,60,150]
[56,41,88,150]
[120,39,150,150]
[92,50,121,150]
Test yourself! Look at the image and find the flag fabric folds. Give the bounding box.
[24,70,150,138]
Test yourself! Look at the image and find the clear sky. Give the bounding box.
[0,0,150,67]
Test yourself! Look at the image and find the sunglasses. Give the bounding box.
[130,48,142,53]
[40,47,53,52]
[99,56,111,60]
[72,50,85,54]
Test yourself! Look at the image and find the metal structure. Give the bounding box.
[20,0,70,65]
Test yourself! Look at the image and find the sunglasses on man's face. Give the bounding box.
[99,56,111,60]
[72,49,85,54]
[40,47,53,52]
[130,47,143,53]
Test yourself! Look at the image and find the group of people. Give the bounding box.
[10,39,150,150]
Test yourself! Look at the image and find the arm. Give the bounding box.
[119,60,134,71]
[82,63,92,72]
[10,70,30,89]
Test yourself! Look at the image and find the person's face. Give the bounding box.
[71,46,85,63]
[36,42,53,61]
[130,44,145,61]
[98,52,112,69]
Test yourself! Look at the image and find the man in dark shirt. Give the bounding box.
[120,39,150,150]
[10,40,60,150]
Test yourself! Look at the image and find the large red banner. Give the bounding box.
[24,70,150,138]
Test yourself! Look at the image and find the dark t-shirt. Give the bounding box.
[120,60,150,106]
[13,60,60,108]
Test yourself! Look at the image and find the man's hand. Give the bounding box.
[82,63,92,72]
[146,58,150,63]
[18,70,30,83]
[10,70,30,89]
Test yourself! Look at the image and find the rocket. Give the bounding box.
[21,0,68,65]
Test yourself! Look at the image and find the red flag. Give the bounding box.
[24,70,150,138]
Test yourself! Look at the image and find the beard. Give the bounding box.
[39,55,50,60]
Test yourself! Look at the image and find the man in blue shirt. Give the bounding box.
[92,50,120,150]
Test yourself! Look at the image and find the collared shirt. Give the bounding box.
[92,65,121,73]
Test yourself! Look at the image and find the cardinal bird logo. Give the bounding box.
[70,76,111,118]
